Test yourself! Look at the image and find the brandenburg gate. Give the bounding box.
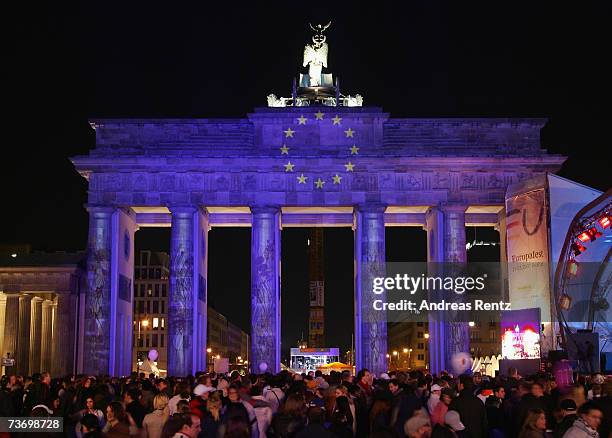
[72,108,563,377]
[72,25,564,377]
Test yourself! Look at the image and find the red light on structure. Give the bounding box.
[567,260,579,276]
[577,231,591,242]
[599,216,610,228]
[589,227,602,240]
[571,242,586,256]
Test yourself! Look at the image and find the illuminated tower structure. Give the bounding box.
[308,228,325,347]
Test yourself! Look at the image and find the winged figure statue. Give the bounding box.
[303,22,331,87]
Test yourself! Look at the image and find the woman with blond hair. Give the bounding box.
[518,409,547,438]
[201,393,224,438]
[143,393,170,438]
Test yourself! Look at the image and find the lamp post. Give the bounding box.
[136,317,149,373]
[206,348,212,372]
[408,348,413,369]
[392,351,398,370]
[403,348,409,369]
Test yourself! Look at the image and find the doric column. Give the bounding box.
[425,204,469,374]
[40,300,53,373]
[17,294,32,375]
[250,206,281,374]
[84,206,114,375]
[168,206,196,376]
[2,294,20,374]
[354,204,387,376]
[29,297,43,375]
[0,294,6,358]
[52,294,72,376]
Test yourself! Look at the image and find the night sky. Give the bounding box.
[4,3,610,358]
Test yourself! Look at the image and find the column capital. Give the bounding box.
[250,205,281,215]
[355,203,387,214]
[85,205,115,215]
[437,202,467,213]
[169,205,198,215]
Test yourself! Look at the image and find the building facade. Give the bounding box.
[133,251,170,372]
[0,251,86,376]
[132,250,249,373]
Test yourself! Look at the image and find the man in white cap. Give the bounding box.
[190,384,215,420]
[428,384,443,415]
[404,414,432,438]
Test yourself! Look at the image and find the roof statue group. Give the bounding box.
[267,22,363,107]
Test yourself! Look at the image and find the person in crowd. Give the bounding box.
[472,373,484,396]
[295,406,335,438]
[518,409,547,438]
[390,377,423,437]
[330,395,355,438]
[404,415,432,438]
[264,377,285,414]
[170,413,201,438]
[444,410,469,438]
[432,389,453,427]
[189,384,213,421]
[103,401,133,438]
[554,399,578,438]
[516,383,548,435]
[356,369,373,406]
[485,385,507,438]
[201,393,223,438]
[428,384,442,415]
[225,416,252,438]
[269,392,306,438]
[81,412,103,438]
[169,382,191,415]
[74,396,106,438]
[156,379,173,398]
[223,384,259,438]
[562,401,603,438]
[369,396,392,434]
[248,385,273,438]
[143,393,170,438]
[125,387,146,429]
[448,375,488,438]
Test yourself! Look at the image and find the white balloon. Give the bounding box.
[258,362,268,373]
[451,352,472,375]
[148,349,159,361]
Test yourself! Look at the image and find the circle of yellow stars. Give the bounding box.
[280,112,359,190]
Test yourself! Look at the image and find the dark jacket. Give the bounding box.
[125,400,146,428]
[516,395,547,435]
[391,388,422,437]
[448,390,488,438]
[486,395,507,433]
[554,414,578,438]
[269,412,305,438]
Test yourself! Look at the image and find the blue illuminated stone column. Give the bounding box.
[425,204,469,374]
[168,206,196,377]
[250,206,281,374]
[84,206,114,375]
[354,204,387,376]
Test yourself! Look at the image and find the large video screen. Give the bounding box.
[501,308,541,359]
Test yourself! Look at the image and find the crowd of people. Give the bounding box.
[0,367,610,438]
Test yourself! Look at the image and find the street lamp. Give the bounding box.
[424,333,430,339]
[136,318,149,373]
[206,348,212,371]
[468,321,475,327]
